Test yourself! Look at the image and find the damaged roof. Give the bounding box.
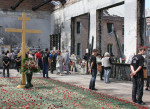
[0,0,68,12]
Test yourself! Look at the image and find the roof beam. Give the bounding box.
[11,0,24,10]
[32,0,52,11]
[59,0,66,6]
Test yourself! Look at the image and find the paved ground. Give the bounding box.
[0,69,150,108]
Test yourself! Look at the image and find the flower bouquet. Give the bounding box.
[76,57,81,64]
[82,62,86,68]
[21,58,40,88]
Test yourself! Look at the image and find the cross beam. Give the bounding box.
[5,28,41,33]
[18,48,29,57]
[32,0,52,11]
[11,0,24,10]
[5,12,42,88]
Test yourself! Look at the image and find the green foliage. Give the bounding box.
[21,58,40,74]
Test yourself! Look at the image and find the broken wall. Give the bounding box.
[50,0,124,51]
[0,10,51,49]
[50,0,138,58]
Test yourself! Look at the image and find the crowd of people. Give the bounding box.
[1,47,150,105]
[1,49,71,78]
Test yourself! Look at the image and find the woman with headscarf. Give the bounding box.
[103,52,112,83]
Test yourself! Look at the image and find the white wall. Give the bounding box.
[0,10,51,49]
[124,0,137,58]
[51,0,138,58]
[89,9,96,48]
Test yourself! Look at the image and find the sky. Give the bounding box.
[145,0,150,9]
[107,0,150,18]
[107,5,125,17]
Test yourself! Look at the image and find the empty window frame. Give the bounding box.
[122,44,124,53]
[77,43,81,55]
[107,23,113,34]
[50,34,61,50]
[122,25,124,36]
[77,22,81,34]
[107,44,113,54]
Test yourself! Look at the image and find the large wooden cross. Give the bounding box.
[5,12,42,88]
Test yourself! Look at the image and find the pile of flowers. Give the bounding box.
[81,61,86,68]
[21,58,40,74]
[76,57,82,64]
[0,77,148,109]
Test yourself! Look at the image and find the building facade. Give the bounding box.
[50,0,141,59]
[103,16,124,57]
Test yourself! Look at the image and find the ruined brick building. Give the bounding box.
[101,16,124,57]
[0,0,149,59]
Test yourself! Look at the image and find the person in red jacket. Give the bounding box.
[35,49,43,70]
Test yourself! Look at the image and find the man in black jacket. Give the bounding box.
[130,47,146,105]
[89,49,98,90]
[3,53,10,77]
[42,48,50,78]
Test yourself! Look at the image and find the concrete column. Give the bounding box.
[124,0,137,59]
[89,9,97,49]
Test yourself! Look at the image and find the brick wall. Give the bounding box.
[103,16,124,57]
[74,14,89,57]
[73,12,124,57]
[96,13,124,56]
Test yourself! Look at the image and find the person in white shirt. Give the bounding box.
[103,52,112,83]
[101,55,104,80]
[10,50,16,68]
[28,51,33,59]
